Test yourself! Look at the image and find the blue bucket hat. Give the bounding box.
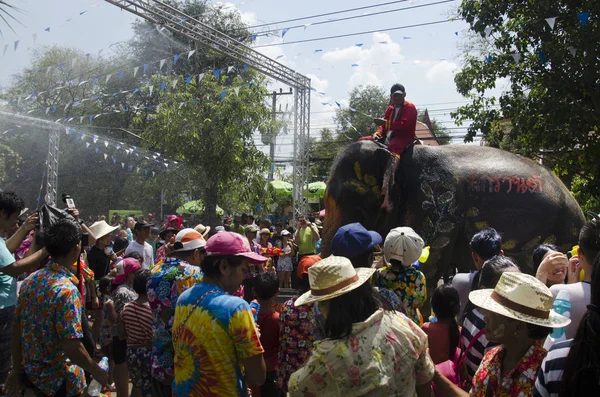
[331,222,382,258]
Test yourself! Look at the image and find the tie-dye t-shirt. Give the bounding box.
[172,283,264,396]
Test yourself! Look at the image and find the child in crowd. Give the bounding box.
[98,276,117,392]
[276,230,294,288]
[376,227,427,325]
[251,272,282,397]
[120,270,153,397]
[422,285,461,365]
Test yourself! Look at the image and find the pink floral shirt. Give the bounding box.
[288,309,435,396]
[470,340,547,397]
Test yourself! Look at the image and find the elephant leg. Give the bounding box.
[381,154,400,212]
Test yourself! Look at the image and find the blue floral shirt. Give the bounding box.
[146,258,203,384]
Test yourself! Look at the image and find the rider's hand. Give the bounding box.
[374,118,386,126]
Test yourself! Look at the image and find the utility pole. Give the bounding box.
[269,88,294,181]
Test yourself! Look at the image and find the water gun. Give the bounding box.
[249,301,260,323]
[569,245,584,282]
[261,247,282,256]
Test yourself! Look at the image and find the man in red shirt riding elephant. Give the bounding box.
[360,83,418,157]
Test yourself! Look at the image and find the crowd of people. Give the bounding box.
[0,189,599,396]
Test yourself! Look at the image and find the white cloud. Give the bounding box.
[219,2,257,26]
[425,60,457,83]
[318,32,407,89]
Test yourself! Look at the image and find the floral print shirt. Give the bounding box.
[277,296,316,392]
[16,262,86,396]
[471,340,547,397]
[172,282,264,397]
[288,309,435,396]
[375,265,427,324]
[111,283,138,337]
[146,258,203,384]
[99,295,114,347]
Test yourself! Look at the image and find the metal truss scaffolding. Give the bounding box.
[0,110,62,206]
[102,0,312,218]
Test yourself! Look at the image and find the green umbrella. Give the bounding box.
[306,181,327,203]
[269,180,293,196]
[176,200,224,216]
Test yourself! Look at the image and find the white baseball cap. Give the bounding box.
[383,227,424,266]
[173,228,206,253]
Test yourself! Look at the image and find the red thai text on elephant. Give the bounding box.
[467,175,543,194]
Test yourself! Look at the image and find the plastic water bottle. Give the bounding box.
[544,290,571,350]
[87,356,109,396]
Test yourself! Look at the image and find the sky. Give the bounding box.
[0,0,481,167]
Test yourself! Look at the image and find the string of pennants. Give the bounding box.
[482,11,592,63]
[8,71,254,124]
[1,125,178,177]
[1,4,102,56]
[5,48,240,101]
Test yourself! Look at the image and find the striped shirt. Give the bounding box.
[534,339,572,397]
[460,307,498,383]
[121,301,153,345]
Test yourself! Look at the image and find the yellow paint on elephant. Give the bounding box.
[354,161,362,180]
[364,174,378,186]
[475,221,489,230]
[502,240,517,250]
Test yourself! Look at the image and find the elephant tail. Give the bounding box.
[381,154,399,212]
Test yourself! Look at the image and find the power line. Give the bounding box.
[246,0,411,30]
[252,0,456,38]
[254,19,455,48]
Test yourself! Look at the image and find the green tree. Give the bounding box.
[138,73,275,226]
[335,85,389,139]
[453,0,600,195]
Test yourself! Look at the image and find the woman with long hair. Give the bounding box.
[422,285,461,364]
[534,252,600,397]
[289,255,435,396]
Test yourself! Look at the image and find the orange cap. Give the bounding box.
[297,255,322,278]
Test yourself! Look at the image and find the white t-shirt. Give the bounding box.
[452,271,478,316]
[549,282,591,339]
[125,240,154,270]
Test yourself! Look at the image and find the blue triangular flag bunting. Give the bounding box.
[220,91,226,100]
[89,115,93,123]
[143,64,149,74]
[281,28,290,38]
[160,81,166,92]
[252,34,258,41]
[185,76,192,85]
[355,43,363,47]
[351,63,359,67]
[118,71,124,80]
[45,27,51,32]
[276,55,284,60]
[243,64,248,72]
[314,49,323,53]
[214,69,221,78]
[174,53,181,64]
[538,51,547,62]
[578,12,590,27]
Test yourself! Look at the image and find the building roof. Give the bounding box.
[415,121,440,146]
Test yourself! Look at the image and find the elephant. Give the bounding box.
[321,140,585,286]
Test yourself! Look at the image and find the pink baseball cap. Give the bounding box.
[205,231,268,264]
[112,257,142,285]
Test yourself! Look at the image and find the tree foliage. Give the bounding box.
[453,0,600,195]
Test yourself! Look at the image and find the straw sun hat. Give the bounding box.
[469,272,570,328]
[295,255,375,306]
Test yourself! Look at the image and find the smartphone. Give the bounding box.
[66,198,76,210]
[81,233,89,247]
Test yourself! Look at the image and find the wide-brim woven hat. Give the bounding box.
[295,255,375,306]
[469,272,570,328]
[89,220,119,239]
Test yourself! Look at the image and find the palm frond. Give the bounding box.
[0,1,24,37]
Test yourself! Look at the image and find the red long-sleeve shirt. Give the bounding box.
[376,100,418,155]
